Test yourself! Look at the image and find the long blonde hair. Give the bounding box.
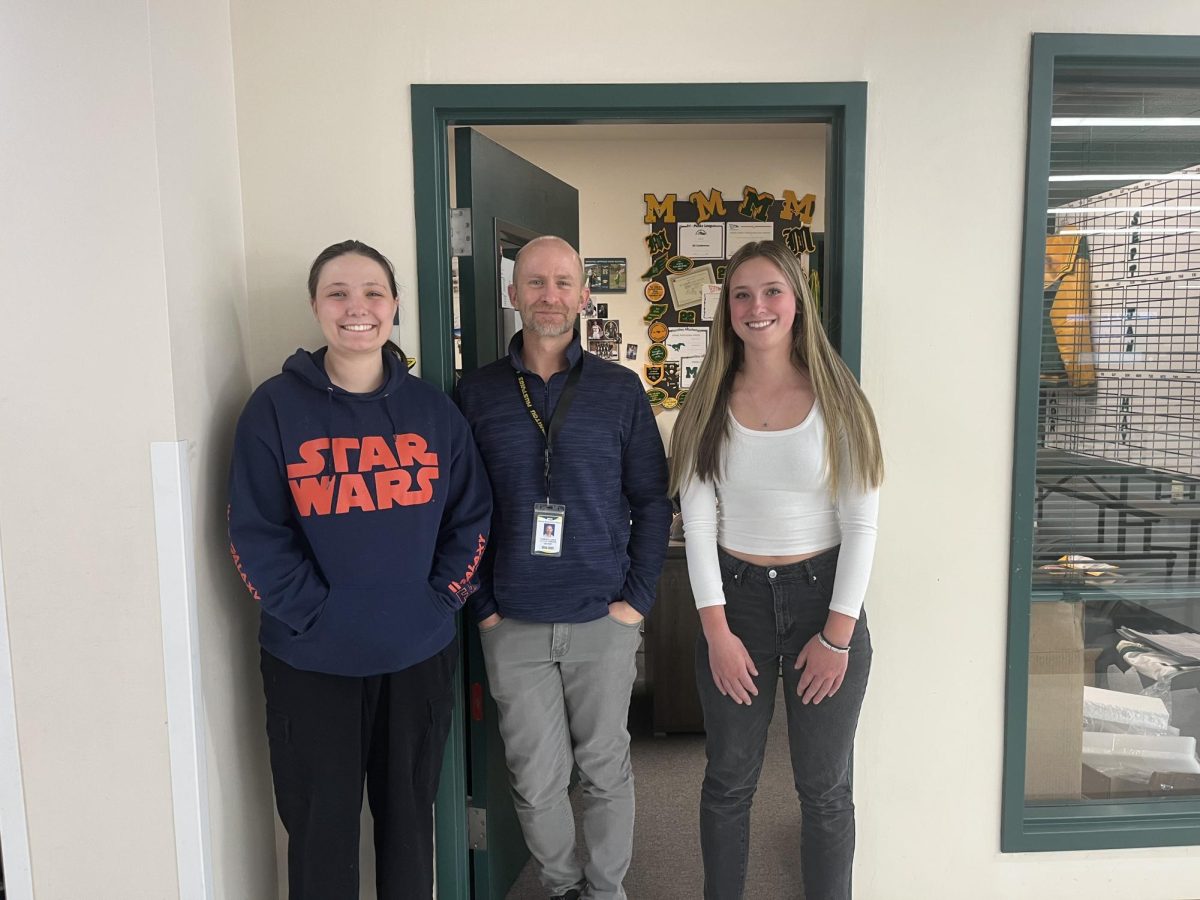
[668,241,883,496]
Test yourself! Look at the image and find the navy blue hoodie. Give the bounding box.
[229,348,491,676]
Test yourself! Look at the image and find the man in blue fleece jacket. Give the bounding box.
[456,236,671,900]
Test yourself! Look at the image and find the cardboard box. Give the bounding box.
[1025,601,1085,801]
[1150,771,1200,795]
[1083,646,1103,687]
[1081,763,1150,799]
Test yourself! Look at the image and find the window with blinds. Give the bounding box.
[1016,42,1200,846]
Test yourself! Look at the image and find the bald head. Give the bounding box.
[513,235,585,285]
[507,235,590,339]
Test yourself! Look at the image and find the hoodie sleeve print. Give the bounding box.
[618,382,673,616]
[228,398,329,633]
[452,381,498,623]
[427,411,492,614]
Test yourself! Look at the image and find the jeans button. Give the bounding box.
[768,568,777,579]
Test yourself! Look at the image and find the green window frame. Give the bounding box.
[1004,32,1200,853]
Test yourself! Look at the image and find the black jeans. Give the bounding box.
[260,639,458,900]
[696,546,872,900]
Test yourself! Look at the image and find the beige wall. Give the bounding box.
[0,0,273,897]
[148,0,278,895]
[230,1,1200,897]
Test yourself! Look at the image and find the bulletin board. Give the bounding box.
[637,185,819,408]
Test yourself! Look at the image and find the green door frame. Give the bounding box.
[410,81,867,898]
[1003,33,1200,853]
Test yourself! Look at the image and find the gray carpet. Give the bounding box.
[505,688,803,899]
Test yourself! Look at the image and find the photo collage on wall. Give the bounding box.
[639,185,819,409]
[584,301,622,361]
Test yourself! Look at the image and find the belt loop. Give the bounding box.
[734,560,749,583]
[802,559,817,584]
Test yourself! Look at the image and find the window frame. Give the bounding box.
[1004,32,1200,853]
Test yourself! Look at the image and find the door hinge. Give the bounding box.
[468,806,487,850]
[450,208,473,257]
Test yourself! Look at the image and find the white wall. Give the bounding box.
[230,1,1200,897]
[147,0,278,896]
[0,1,273,897]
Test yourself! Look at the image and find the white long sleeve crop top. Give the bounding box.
[679,402,879,618]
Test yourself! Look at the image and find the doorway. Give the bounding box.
[411,82,867,900]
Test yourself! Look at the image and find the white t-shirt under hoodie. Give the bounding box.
[679,402,879,618]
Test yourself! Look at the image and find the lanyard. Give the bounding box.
[516,362,582,502]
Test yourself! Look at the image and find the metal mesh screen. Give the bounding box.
[1035,60,1200,598]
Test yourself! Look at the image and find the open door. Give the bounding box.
[453,127,580,899]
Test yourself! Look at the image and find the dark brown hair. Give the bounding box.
[308,239,405,360]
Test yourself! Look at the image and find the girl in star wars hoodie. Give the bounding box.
[228,240,490,899]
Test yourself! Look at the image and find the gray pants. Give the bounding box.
[480,615,642,900]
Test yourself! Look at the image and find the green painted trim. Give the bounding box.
[414,82,866,894]
[434,636,469,900]
[413,82,868,895]
[1001,32,1056,854]
[1010,801,1200,852]
[1003,32,1200,854]
[826,83,867,375]
[412,90,455,393]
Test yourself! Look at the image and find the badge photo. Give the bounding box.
[530,503,566,557]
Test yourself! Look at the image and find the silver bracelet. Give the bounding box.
[817,632,850,654]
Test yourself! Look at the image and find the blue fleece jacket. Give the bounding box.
[455,332,671,623]
[229,348,491,676]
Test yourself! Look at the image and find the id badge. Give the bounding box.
[531,503,566,557]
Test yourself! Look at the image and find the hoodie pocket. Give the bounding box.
[291,583,451,669]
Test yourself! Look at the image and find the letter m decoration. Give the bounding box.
[689,189,727,223]
[644,229,672,258]
[643,193,678,224]
[783,225,817,256]
[738,185,775,222]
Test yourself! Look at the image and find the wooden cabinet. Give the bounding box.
[645,544,705,734]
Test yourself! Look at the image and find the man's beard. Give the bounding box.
[520,307,575,338]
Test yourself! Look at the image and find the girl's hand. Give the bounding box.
[707,629,760,705]
[793,634,849,705]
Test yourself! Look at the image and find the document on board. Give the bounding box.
[668,264,716,311]
[726,222,775,256]
[678,223,725,259]
[701,284,722,321]
[664,326,709,360]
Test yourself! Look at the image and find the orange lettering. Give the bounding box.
[229,540,262,601]
[359,436,399,472]
[289,476,336,516]
[287,438,331,479]
[374,469,413,509]
[335,474,376,514]
[394,433,438,467]
[403,466,439,504]
[331,438,360,473]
